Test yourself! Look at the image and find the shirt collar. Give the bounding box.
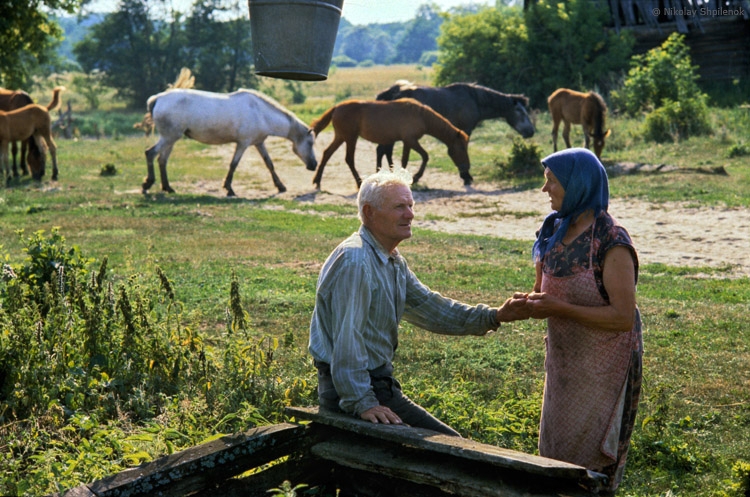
[359,225,400,263]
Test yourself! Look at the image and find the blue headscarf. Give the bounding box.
[532,148,609,262]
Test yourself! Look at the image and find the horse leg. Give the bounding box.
[376,143,395,171]
[344,137,362,188]
[400,144,411,169]
[45,135,58,181]
[20,139,28,175]
[254,142,286,193]
[406,140,429,184]
[1,141,11,187]
[157,144,176,193]
[144,138,175,193]
[11,141,19,177]
[551,116,560,152]
[222,143,249,197]
[562,121,572,149]
[582,120,592,150]
[313,135,344,189]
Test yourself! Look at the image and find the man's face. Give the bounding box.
[366,184,414,251]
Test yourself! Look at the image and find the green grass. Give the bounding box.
[2,66,749,497]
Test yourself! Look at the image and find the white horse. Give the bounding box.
[143,88,317,196]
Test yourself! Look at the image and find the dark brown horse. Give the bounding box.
[375,81,534,168]
[548,88,611,158]
[0,88,34,176]
[309,98,471,189]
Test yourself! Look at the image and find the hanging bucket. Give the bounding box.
[248,0,344,81]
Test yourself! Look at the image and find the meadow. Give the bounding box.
[1,65,749,496]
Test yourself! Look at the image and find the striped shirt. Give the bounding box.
[308,226,500,415]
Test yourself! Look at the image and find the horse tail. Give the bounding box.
[146,94,160,115]
[46,86,65,111]
[310,105,336,136]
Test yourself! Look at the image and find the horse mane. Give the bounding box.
[588,92,607,138]
[239,89,309,132]
[395,80,418,91]
[460,83,529,111]
[410,98,467,144]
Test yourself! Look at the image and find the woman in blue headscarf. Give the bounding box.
[525,148,643,495]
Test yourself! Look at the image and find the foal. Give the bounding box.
[0,89,34,176]
[548,88,610,158]
[0,86,64,185]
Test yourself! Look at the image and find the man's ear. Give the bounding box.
[362,203,374,223]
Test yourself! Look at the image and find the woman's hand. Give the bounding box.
[525,292,562,319]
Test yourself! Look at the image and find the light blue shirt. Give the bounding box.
[308,226,499,415]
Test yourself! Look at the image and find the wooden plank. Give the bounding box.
[285,406,607,490]
[311,436,596,497]
[61,423,307,497]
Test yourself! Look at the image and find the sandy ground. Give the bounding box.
[172,136,750,278]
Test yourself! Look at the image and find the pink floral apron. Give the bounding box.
[538,221,640,473]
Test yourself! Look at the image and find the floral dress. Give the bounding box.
[538,211,643,493]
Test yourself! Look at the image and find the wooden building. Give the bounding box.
[527,0,750,83]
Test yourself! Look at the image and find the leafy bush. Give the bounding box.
[612,33,712,142]
[494,137,543,178]
[727,143,749,158]
[0,230,314,494]
[331,55,357,68]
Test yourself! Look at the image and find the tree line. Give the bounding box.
[5,0,730,115]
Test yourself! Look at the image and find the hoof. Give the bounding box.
[162,187,176,193]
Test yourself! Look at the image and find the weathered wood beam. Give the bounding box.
[55,423,308,497]
[285,406,607,491]
[312,435,596,497]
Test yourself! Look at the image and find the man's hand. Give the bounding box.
[360,405,403,425]
[496,295,532,322]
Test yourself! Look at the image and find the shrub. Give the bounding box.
[612,33,711,142]
[727,143,749,158]
[494,137,543,178]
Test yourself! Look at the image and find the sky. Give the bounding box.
[85,0,496,25]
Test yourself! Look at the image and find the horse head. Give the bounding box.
[591,129,611,158]
[27,138,45,180]
[295,128,318,172]
[509,98,535,138]
[448,130,473,186]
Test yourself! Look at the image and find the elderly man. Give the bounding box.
[308,167,527,435]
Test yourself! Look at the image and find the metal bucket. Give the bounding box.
[248,0,344,81]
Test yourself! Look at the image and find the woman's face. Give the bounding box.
[542,167,565,212]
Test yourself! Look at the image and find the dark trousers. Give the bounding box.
[316,361,461,437]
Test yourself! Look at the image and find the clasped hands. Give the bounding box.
[496,291,559,322]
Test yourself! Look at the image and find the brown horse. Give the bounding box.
[548,88,611,158]
[0,87,64,185]
[0,88,34,176]
[310,98,471,189]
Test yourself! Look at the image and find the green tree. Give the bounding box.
[393,3,443,63]
[184,0,256,92]
[74,0,187,108]
[436,1,633,106]
[436,7,528,91]
[0,0,82,88]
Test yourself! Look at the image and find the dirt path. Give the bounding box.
[179,138,750,278]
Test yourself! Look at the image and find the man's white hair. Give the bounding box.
[357,168,413,223]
